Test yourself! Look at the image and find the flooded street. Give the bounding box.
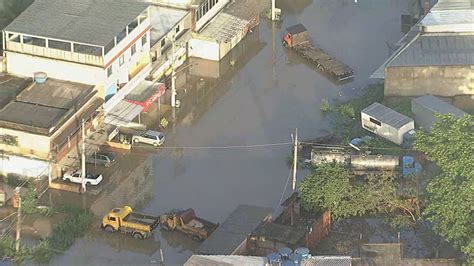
[50,1,416,265]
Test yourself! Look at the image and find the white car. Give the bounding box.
[62,171,103,186]
[132,130,165,147]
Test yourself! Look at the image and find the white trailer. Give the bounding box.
[412,95,467,133]
[361,102,414,145]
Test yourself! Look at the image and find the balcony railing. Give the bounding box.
[6,41,104,67]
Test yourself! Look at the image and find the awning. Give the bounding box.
[125,80,166,112]
[104,100,143,127]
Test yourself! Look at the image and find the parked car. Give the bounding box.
[62,171,103,186]
[86,152,116,168]
[132,130,165,147]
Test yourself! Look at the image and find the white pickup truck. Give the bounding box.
[62,171,103,186]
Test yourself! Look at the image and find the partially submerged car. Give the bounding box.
[132,130,165,147]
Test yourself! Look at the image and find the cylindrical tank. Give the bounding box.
[34,72,48,84]
[288,253,303,264]
[278,247,293,259]
[350,155,399,170]
[295,247,310,259]
[311,151,350,165]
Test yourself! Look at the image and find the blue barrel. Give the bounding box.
[278,247,293,259]
[295,247,310,258]
[267,252,282,264]
[289,253,303,264]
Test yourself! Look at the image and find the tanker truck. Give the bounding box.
[310,150,422,177]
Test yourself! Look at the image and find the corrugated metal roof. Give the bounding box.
[412,95,467,116]
[388,34,474,67]
[185,255,266,266]
[197,205,274,255]
[362,102,413,129]
[4,0,149,47]
[430,0,474,11]
[302,256,352,266]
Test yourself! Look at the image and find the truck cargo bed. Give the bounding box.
[125,213,160,229]
[292,43,354,81]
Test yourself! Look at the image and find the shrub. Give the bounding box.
[320,99,331,113]
[337,103,356,119]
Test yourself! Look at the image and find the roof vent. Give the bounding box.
[34,72,48,84]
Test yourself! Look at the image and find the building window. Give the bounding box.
[369,117,382,126]
[141,34,147,46]
[119,55,125,66]
[175,25,180,34]
[131,43,136,56]
[161,38,166,48]
[107,66,113,77]
[0,135,18,146]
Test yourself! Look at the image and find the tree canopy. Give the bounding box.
[300,163,421,227]
[415,114,474,261]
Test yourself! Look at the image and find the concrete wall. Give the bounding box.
[104,26,151,99]
[151,13,191,59]
[0,127,50,159]
[385,65,474,97]
[0,154,49,178]
[5,51,104,85]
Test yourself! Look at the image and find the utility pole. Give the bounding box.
[171,34,177,108]
[292,128,298,190]
[15,188,21,252]
[81,118,86,193]
[271,0,276,20]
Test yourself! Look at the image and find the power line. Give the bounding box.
[152,142,292,150]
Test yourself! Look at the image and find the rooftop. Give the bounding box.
[412,95,467,116]
[198,0,269,42]
[125,80,164,103]
[302,256,352,266]
[388,34,474,67]
[4,0,149,47]
[287,24,307,35]
[197,204,274,255]
[362,102,413,129]
[149,5,188,45]
[0,77,96,135]
[185,255,266,266]
[251,222,306,245]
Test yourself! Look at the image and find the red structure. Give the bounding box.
[126,83,166,112]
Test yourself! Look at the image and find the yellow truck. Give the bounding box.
[160,208,218,241]
[101,206,160,240]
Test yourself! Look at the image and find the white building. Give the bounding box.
[2,0,152,112]
[361,102,414,145]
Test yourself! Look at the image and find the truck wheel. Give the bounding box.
[133,232,144,240]
[103,225,115,233]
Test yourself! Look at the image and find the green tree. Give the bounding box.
[22,185,38,214]
[300,163,422,226]
[415,114,474,261]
